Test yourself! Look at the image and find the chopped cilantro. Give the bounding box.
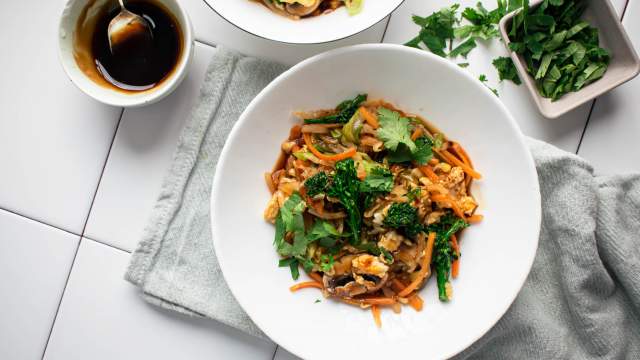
[492,56,522,84]
[449,38,477,58]
[314,299,321,303]
[479,74,499,97]
[507,0,609,101]
[360,167,394,194]
[377,108,435,165]
[274,193,308,258]
[405,5,460,57]
[377,108,415,153]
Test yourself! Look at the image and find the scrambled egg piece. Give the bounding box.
[352,254,389,277]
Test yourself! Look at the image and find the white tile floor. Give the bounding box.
[0,0,636,359]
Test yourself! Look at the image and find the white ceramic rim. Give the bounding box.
[211,43,541,359]
[57,0,195,107]
[201,0,405,44]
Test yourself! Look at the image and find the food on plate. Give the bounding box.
[263,94,483,327]
[256,0,363,20]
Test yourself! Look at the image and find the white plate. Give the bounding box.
[211,44,541,360]
[202,0,404,44]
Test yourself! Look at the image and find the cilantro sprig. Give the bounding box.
[377,108,434,165]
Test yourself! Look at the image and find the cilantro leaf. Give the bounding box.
[307,220,348,242]
[449,38,477,58]
[278,258,300,280]
[492,56,522,85]
[274,193,307,258]
[377,108,415,152]
[479,74,500,97]
[412,137,434,165]
[407,5,460,57]
[360,167,394,194]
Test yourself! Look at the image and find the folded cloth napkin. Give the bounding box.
[126,48,640,357]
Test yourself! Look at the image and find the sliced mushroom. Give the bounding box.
[285,0,321,17]
[322,273,388,298]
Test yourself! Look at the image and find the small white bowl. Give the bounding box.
[58,0,194,107]
[211,44,541,360]
[203,0,404,44]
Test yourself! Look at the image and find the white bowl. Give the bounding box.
[211,44,541,359]
[203,0,404,44]
[58,0,194,107]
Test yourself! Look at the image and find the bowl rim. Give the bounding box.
[57,0,195,108]
[200,0,406,45]
[210,43,542,359]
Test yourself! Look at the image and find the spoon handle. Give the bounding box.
[118,0,125,9]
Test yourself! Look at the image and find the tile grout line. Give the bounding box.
[39,107,125,360]
[271,345,279,360]
[380,13,393,43]
[574,99,597,155]
[574,0,629,156]
[0,206,80,237]
[84,235,131,254]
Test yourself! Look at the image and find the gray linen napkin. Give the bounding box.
[126,48,640,358]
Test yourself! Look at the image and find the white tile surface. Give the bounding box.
[181,0,388,65]
[0,209,79,360]
[578,0,639,174]
[0,0,122,233]
[383,0,628,152]
[44,238,276,360]
[84,42,215,252]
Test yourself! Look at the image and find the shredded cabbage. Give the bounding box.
[343,0,363,15]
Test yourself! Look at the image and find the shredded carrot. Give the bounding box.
[419,165,440,182]
[308,272,323,283]
[391,278,407,293]
[411,128,423,141]
[430,193,467,220]
[398,232,436,297]
[358,297,397,305]
[289,281,323,292]
[371,305,382,328]
[467,214,484,223]
[452,142,474,168]
[428,158,439,166]
[303,133,356,162]
[451,234,460,279]
[436,149,482,180]
[358,106,379,129]
[288,124,302,140]
[408,294,424,311]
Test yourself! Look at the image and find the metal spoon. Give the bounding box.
[107,0,153,55]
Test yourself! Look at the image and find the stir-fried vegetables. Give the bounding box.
[258,0,364,20]
[264,95,482,327]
